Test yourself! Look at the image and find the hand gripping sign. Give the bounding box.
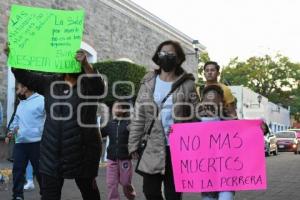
[169,120,267,192]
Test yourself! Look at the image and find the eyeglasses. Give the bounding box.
[158,51,176,58]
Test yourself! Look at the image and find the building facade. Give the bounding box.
[230,86,291,132]
[0,0,206,135]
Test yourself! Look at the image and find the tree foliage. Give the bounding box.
[290,87,300,121]
[93,61,147,107]
[197,51,210,85]
[221,54,300,119]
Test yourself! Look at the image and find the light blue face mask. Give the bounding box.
[201,117,221,122]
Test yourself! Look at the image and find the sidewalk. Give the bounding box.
[0,160,12,169]
[0,160,12,194]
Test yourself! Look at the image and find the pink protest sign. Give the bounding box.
[169,120,266,192]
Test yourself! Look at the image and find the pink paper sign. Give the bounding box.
[169,120,267,192]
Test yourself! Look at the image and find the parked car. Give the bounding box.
[264,133,278,156]
[288,129,300,132]
[276,131,300,154]
[288,129,300,154]
[288,129,300,138]
[262,122,278,156]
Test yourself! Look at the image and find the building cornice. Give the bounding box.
[100,0,206,52]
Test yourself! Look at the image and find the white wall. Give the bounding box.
[267,102,291,132]
[229,86,290,132]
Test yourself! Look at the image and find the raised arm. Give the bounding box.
[76,50,105,97]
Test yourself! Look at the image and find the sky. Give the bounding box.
[131,0,300,66]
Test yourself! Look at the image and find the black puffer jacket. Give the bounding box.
[12,69,105,178]
[101,119,131,160]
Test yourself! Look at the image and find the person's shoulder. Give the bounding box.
[141,71,156,83]
[101,119,112,129]
[218,83,235,103]
[29,94,45,109]
[34,93,45,101]
[36,93,44,97]
[218,83,231,91]
[179,72,195,86]
[218,83,234,95]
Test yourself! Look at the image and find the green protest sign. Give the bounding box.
[8,5,85,73]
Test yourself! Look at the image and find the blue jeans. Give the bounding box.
[26,161,33,181]
[12,142,41,199]
[202,191,234,200]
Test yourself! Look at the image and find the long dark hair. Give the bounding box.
[152,40,186,76]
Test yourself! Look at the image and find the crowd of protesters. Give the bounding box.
[2,39,245,200]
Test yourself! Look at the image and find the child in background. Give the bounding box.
[199,85,235,200]
[101,100,136,200]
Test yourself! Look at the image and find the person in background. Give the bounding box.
[5,82,45,200]
[199,61,237,119]
[101,100,136,200]
[199,84,235,200]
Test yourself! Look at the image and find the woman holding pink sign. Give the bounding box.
[129,40,200,200]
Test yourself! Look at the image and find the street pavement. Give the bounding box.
[1,152,300,200]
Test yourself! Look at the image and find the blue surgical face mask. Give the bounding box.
[201,116,221,122]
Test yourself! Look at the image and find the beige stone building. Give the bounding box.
[0,0,205,136]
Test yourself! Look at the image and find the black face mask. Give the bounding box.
[158,55,177,72]
[17,94,27,100]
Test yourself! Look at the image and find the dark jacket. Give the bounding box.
[12,68,105,178]
[101,119,131,161]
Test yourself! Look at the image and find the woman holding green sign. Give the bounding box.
[5,43,105,200]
